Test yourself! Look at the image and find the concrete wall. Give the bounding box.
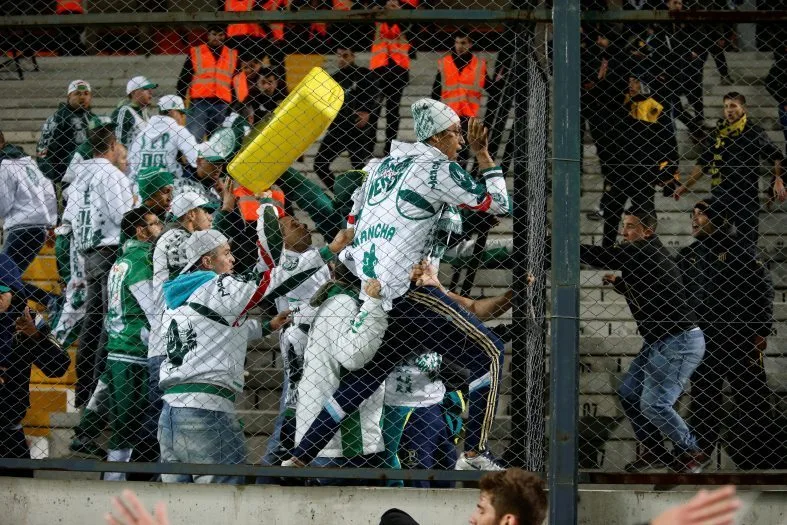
[2,478,787,525]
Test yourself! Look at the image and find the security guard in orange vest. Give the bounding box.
[431,33,489,167]
[369,0,412,154]
[177,25,240,141]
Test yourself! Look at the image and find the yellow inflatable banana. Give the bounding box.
[228,67,344,193]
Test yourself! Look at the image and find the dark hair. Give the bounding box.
[723,91,746,105]
[454,32,472,42]
[258,67,277,80]
[479,469,547,525]
[89,126,116,155]
[624,207,658,231]
[121,206,156,241]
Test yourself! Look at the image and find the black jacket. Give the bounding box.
[580,236,697,343]
[333,63,379,122]
[677,231,774,342]
[698,120,784,208]
[0,300,70,429]
[766,44,787,104]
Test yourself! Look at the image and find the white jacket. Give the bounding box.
[346,140,511,310]
[0,156,57,230]
[295,292,388,458]
[86,158,136,249]
[160,246,337,414]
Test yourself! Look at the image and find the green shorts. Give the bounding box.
[103,357,150,450]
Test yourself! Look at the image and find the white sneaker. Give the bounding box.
[281,458,302,467]
[454,451,505,471]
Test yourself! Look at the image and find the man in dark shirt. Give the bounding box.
[675,92,785,249]
[0,253,70,477]
[313,47,379,189]
[247,67,288,122]
[581,209,707,473]
[678,199,776,469]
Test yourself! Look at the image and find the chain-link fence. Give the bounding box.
[0,0,786,500]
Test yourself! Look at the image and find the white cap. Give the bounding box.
[181,229,229,274]
[411,98,461,142]
[170,191,216,219]
[67,79,91,95]
[126,76,158,95]
[158,94,187,113]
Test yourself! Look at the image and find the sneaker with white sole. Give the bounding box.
[454,451,505,471]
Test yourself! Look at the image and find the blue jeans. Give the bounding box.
[158,403,246,484]
[255,378,295,484]
[2,225,56,307]
[779,102,787,150]
[618,328,706,453]
[186,99,229,142]
[143,355,166,458]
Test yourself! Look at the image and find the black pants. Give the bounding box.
[76,246,117,407]
[313,117,376,188]
[689,333,771,463]
[599,169,656,248]
[0,427,33,478]
[375,65,409,153]
[672,63,705,138]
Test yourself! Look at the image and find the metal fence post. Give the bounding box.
[549,0,581,523]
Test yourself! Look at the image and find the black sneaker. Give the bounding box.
[586,210,603,221]
[69,437,105,459]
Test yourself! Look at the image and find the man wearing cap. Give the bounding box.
[286,99,511,471]
[74,126,137,407]
[678,198,776,469]
[177,25,239,141]
[157,226,352,483]
[112,76,158,149]
[128,95,201,183]
[0,253,70,477]
[0,131,58,309]
[137,166,175,219]
[37,79,95,183]
[146,191,217,444]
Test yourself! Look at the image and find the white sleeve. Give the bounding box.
[332,296,389,371]
[107,172,137,219]
[130,280,158,327]
[42,177,58,227]
[63,150,84,185]
[0,164,16,219]
[177,126,200,168]
[434,163,511,216]
[262,247,335,302]
[245,319,264,341]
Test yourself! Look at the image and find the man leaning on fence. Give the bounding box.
[580,209,708,474]
[157,228,352,483]
[678,198,781,470]
[285,99,510,471]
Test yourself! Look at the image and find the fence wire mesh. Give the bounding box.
[0,0,785,487]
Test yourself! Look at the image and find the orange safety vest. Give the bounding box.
[264,0,287,42]
[369,23,411,70]
[226,0,267,38]
[56,0,84,14]
[189,45,239,103]
[235,186,286,221]
[438,54,486,118]
[233,71,250,102]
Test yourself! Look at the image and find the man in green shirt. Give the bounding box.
[101,206,162,480]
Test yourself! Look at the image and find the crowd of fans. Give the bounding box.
[0,0,787,486]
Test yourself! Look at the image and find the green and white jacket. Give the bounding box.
[111,101,151,149]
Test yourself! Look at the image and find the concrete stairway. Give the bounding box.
[3,48,786,471]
